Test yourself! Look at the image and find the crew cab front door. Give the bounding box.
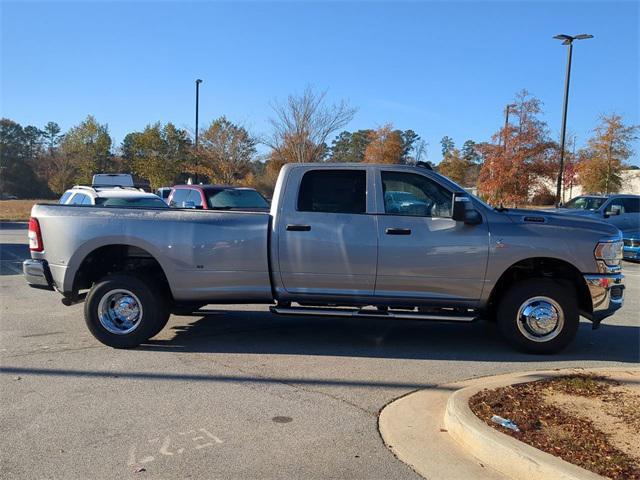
[374,170,489,303]
[277,168,377,297]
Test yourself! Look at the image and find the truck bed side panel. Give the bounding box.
[31,204,272,302]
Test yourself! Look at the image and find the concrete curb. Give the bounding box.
[444,368,639,480]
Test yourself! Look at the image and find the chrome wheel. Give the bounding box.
[97,289,143,335]
[516,296,564,343]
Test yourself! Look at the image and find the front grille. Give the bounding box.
[624,239,640,247]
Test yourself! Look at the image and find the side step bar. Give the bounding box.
[270,306,477,322]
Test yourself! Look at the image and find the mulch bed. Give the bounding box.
[469,375,640,480]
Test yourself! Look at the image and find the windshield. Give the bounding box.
[207,189,269,209]
[95,196,168,208]
[563,196,606,211]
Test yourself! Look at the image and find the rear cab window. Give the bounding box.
[297,170,366,214]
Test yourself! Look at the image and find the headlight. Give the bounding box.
[595,240,623,266]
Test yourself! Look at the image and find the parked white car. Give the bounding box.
[58,186,168,208]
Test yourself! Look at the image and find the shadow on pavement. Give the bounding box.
[139,310,640,363]
[0,365,459,390]
[0,243,29,275]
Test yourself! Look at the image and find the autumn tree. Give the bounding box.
[197,117,257,184]
[266,87,356,164]
[363,125,404,164]
[122,122,191,189]
[477,90,556,206]
[58,115,112,185]
[438,148,472,186]
[577,114,639,194]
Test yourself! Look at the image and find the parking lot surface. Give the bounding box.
[1,222,638,479]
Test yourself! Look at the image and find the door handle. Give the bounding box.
[385,228,411,235]
[286,224,311,232]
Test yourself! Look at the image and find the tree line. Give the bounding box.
[0,86,637,204]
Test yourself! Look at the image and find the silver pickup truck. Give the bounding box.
[24,163,625,353]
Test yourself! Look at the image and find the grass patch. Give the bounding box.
[0,200,54,221]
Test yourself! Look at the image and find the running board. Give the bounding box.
[270,306,477,322]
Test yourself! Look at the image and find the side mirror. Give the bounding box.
[463,209,483,225]
[182,200,196,209]
[452,194,483,225]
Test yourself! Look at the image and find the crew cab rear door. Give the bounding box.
[276,168,377,297]
[374,169,489,303]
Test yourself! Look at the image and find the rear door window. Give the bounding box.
[297,170,366,214]
[623,198,640,214]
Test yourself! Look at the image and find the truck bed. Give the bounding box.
[30,204,272,302]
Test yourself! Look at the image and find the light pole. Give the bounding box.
[194,78,203,183]
[503,103,516,152]
[553,33,593,206]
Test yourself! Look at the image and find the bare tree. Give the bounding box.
[265,87,356,163]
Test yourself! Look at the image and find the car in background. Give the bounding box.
[155,187,172,204]
[554,194,640,234]
[623,230,640,261]
[58,186,168,208]
[168,185,270,211]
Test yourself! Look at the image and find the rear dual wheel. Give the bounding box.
[84,273,170,348]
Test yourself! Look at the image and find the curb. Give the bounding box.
[443,368,639,480]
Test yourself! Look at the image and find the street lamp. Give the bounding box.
[194,78,203,183]
[553,33,593,205]
[503,103,516,152]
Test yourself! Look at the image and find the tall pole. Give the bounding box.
[553,33,592,206]
[503,104,515,152]
[556,42,573,205]
[194,79,202,184]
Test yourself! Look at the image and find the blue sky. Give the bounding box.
[1,1,638,164]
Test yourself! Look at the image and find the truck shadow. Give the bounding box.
[141,310,640,363]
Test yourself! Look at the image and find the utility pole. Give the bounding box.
[194,79,203,183]
[553,33,593,206]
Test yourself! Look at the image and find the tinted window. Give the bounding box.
[297,170,366,214]
[59,191,73,204]
[170,189,190,207]
[208,189,269,209]
[186,189,204,208]
[95,197,168,208]
[564,196,606,211]
[606,198,625,214]
[70,193,89,205]
[623,198,640,214]
[381,172,452,217]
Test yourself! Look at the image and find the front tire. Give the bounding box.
[497,278,579,354]
[84,273,169,348]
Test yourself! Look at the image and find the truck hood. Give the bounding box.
[501,208,621,238]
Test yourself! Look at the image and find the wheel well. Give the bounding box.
[73,245,172,301]
[486,257,591,320]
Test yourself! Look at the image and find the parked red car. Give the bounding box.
[168,185,270,211]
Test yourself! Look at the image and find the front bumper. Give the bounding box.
[583,273,624,324]
[23,259,55,291]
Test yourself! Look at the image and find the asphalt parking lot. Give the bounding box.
[1,222,638,479]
